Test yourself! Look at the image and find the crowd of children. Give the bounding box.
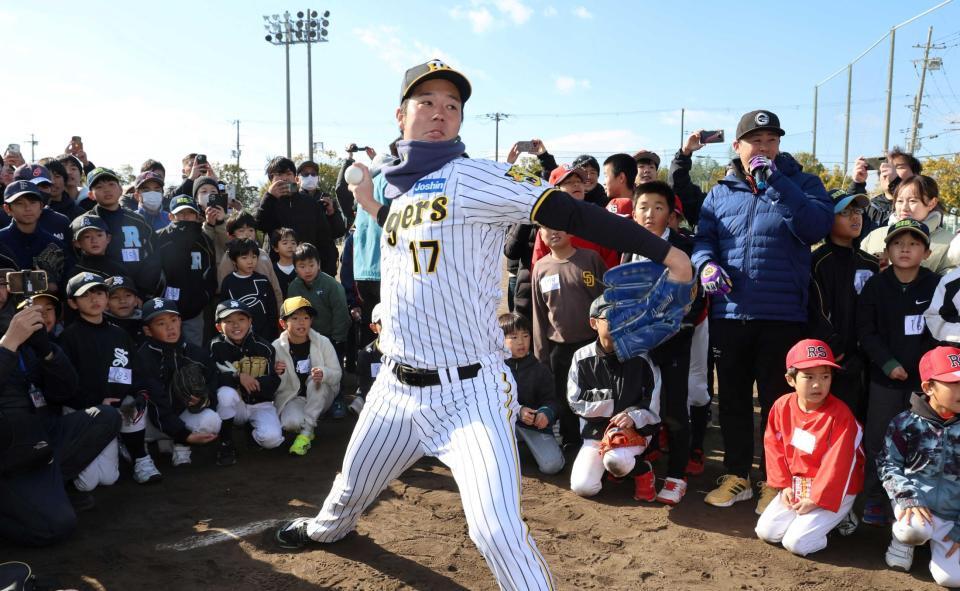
[0,125,958,587]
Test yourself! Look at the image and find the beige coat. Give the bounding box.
[860,211,960,275]
[272,329,342,424]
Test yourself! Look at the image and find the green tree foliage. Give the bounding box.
[791,152,847,191]
[922,154,960,212]
[214,162,259,211]
[513,156,543,178]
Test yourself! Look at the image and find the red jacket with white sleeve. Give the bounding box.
[763,392,865,512]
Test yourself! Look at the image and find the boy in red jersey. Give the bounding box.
[755,339,865,556]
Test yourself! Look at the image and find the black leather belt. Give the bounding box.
[392,362,482,387]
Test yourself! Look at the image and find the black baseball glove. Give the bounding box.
[171,360,211,414]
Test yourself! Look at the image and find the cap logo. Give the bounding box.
[83,273,95,281]
[755,112,770,125]
[426,59,450,72]
[231,300,239,307]
[806,345,828,359]
[949,354,960,368]
[32,168,41,178]
[152,298,163,308]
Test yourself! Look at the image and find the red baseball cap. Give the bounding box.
[919,346,960,383]
[606,197,633,218]
[548,165,586,186]
[785,339,841,370]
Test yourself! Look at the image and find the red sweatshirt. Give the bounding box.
[764,393,865,513]
[531,233,619,271]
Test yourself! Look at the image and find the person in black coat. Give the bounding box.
[499,312,563,475]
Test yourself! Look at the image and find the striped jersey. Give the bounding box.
[379,158,552,369]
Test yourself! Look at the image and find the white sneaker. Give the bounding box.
[349,396,364,415]
[834,510,859,536]
[133,455,163,484]
[172,444,192,467]
[655,477,688,505]
[885,539,914,571]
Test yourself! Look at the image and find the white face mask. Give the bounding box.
[300,174,318,190]
[141,191,163,212]
[197,192,211,208]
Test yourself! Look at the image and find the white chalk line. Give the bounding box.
[156,518,293,551]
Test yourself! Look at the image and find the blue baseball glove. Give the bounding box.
[602,261,696,361]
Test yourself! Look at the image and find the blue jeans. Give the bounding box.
[515,424,564,475]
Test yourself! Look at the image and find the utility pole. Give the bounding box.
[24,134,39,162]
[484,113,510,161]
[231,120,241,200]
[812,86,818,158]
[883,27,896,152]
[843,65,852,175]
[909,26,944,153]
[680,108,685,147]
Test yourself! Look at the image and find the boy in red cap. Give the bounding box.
[754,338,865,556]
[877,346,960,585]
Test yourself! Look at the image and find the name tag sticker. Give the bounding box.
[191,252,202,270]
[904,314,925,336]
[121,248,140,262]
[370,362,381,378]
[853,269,873,295]
[296,359,311,374]
[28,384,46,408]
[540,274,561,293]
[108,367,132,385]
[791,427,817,454]
[164,287,181,301]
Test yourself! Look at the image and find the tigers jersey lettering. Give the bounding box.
[378,159,551,369]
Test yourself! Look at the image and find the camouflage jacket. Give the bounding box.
[879,393,960,541]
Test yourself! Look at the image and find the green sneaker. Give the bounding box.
[289,433,314,456]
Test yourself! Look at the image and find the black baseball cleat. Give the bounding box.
[275,518,313,549]
[216,441,237,467]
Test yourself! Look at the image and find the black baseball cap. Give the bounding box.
[828,189,870,214]
[142,297,180,322]
[16,291,59,311]
[13,164,52,186]
[87,167,121,189]
[736,110,786,140]
[589,294,612,319]
[401,59,472,104]
[66,272,107,298]
[134,171,164,190]
[216,299,252,321]
[70,214,111,238]
[3,181,44,204]
[104,275,138,295]
[885,218,930,246]
[170,195,200,215]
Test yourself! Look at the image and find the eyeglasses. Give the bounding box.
[838,208,865,217]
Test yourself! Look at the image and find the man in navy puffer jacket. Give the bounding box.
[692,110,833,512]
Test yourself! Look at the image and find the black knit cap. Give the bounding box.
[192,176,220,200]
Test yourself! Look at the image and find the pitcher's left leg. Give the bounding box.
[438,369,554,591]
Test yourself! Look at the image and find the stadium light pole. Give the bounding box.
[264,12,294,158]
[264,10,332,162]
[293,9,331,162]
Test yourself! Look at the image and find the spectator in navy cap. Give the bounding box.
[0,182,72,294]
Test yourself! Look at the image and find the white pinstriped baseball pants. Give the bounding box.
[303,355,555,591]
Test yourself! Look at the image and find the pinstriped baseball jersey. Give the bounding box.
[378,158,553,369]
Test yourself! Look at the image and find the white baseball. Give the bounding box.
[345,165,364,185]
